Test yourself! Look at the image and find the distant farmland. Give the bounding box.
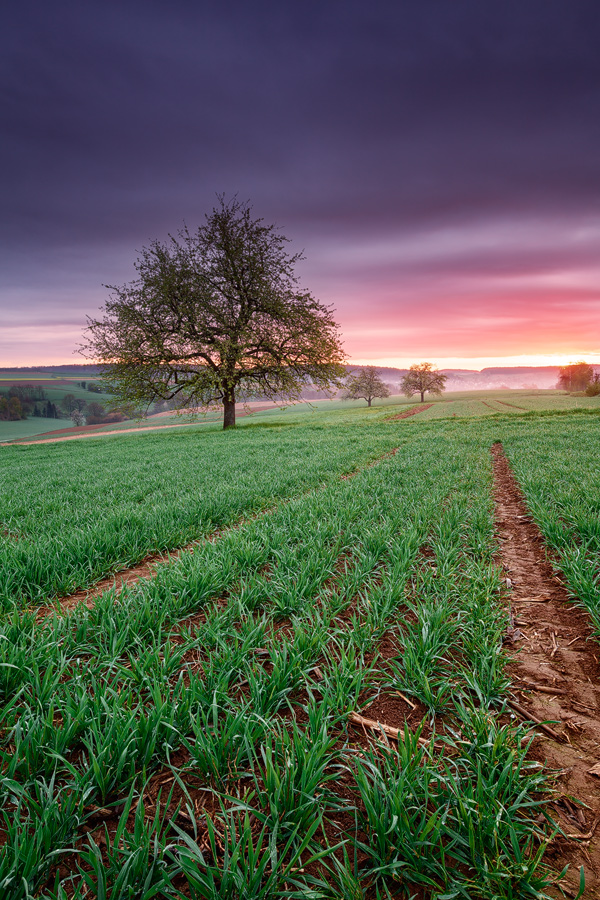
[2,384,599,444]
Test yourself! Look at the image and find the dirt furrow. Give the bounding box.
[32,446,400,619]
[387,403,432,420]
[492,442,600,897]
[6,405,276,446]
[494,399,527,410]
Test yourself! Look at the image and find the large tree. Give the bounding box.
[343,366,391,407]
[83,198,346,429]
[400,362,447,403]
[557,361,594,392]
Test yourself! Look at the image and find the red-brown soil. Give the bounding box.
[492,443,600,897]
[9,406,276,446]
[387,403,433,420]
[35,515,266,619]
[494,399,528,410]
[27,422,118,436]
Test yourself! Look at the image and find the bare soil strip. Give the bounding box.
[494,398,528,410]
[8,406,276,447]
[33,446,400,619]
[387,403,432,420]
[8,422,208,446]
[492,443,600,896]
[34,509,274,619]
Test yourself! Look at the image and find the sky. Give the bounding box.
[2,0,600,369]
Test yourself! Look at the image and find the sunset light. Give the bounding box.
[2,5,599,370]
[3,5,600,893]
[350,353,600,371]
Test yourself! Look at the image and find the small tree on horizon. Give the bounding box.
[400,362,447,403]
[82,197,346,429]
[343,366,391,407]
[557,361,594,393]
[585,373,600,396]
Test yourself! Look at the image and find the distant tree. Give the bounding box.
[585,374,600,396]
[400,362,447,403]
[86,401,105,419]
[61,393,77,414]
[71,409,86,426]
[0,396,8,420]
[557,361,594,392]
[85,401,106,424]
[343,366,391,407]
[33,405,41,417]
[8,397,24,420]
[8,385,27,402]
[7,384,40,411]
[82,196,346,429]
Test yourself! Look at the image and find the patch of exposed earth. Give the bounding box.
[7,405,276,446]
[387,403,433,420]
[492,443,600,897]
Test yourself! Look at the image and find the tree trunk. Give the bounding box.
[223,391,236,429]
[367,397,372,407]
[420,390,425,403]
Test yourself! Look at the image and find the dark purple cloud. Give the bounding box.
[1,0,600,364]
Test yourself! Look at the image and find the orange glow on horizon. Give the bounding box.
[348,353,600,370]
[5,352,600,372]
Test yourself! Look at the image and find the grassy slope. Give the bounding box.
[1,402,599,897]
[0,377,113,442]
[0,417,66,443]
[2,387,599,443]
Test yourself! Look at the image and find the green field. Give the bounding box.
[0,403,598,897]
[0,417,64,442]
[2,387,598,444]
[0,374,113,443]
[0,426,401,607]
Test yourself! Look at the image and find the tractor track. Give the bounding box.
[387,403,432,420]
[492,442,600,897]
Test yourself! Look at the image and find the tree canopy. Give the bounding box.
[585,374,600,396]
[400,362,447,403]
[342,366,391,407]
[83,197,346,429]
[557,361,594,393]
